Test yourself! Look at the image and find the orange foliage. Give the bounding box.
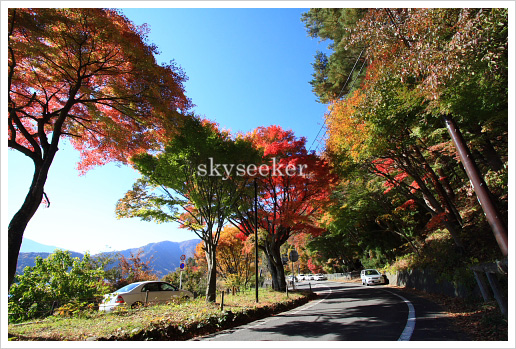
[307,257,324,274]
[326,91,370,161]
[193,226,255,284]
[118,249,158,284]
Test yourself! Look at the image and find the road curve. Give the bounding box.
[193,281,469,341]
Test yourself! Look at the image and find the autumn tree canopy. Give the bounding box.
[7,8,190,290]
[302,8,508,277]
[231,126,336,291]
[116,116,261,302]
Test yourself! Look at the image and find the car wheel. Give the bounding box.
[131,301,144,309]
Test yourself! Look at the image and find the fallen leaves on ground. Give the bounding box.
[391,286,507,341]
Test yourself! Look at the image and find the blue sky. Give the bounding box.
[6,7,331,254]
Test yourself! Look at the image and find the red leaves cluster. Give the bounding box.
[425,212,448,231]
[250,126,337,240]
[8,8,190,173]
[372,158,396,175]
[307,257,324,274]
[398,199,417,211]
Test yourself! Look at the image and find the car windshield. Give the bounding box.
[116,282,142,293]
[365,270,380,275]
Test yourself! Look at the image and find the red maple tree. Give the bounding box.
[231,126,336,291]
[8,8,190,289]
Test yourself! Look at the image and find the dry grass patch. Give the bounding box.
[8,288,311,341]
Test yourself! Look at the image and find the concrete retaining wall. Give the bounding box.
[383,269,481,299]
[269,269,481,300]
[323,269,481,300]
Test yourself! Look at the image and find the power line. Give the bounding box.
[312,52,368,154]
[308,48,365,152]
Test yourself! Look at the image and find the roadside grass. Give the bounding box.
[8,288,313,341]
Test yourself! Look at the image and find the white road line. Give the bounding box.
[384,290,416,341]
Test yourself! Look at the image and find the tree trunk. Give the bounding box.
[264,242,286,292]
[411,143,464,227]
[205,244,217,302]
[479,137,504,171]
[424,159,464,228]
[398,152,465,251]
[468,123,504,171]
[8,80,80,291]
[437,167,455,201]
[8,160,53,290]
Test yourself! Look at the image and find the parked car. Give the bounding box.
[98,281,194,312]
[314,274,327,281]
[306,274,315,280]
[286,275,298,282]
[298,274,306,281]
[360,269,384,286]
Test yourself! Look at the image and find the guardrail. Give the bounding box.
[470,259,508,316]
[325,272,360,280]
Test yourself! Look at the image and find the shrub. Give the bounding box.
[8,250,109,323]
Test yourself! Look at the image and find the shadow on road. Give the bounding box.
[250,285,406,340]
[254,283,470,341]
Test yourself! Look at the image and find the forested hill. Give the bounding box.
[102,239,200,278]
[15,239,201,277]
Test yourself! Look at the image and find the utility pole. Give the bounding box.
[385,9,508,256]
[443,115,508,256]
[254,178,259,303]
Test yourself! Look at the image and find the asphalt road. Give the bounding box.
[194,281,470,341]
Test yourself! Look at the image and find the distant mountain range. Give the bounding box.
[16,238,201,277]
[20,239,61,253]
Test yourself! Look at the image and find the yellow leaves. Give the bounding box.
[326,90,371,161]
[319,210,335,226]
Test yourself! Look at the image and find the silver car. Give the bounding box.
[98,281,194,312]
[314,273,327,281]
[361,269,384,286]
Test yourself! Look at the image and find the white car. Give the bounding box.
[314,274,327,281]
[286,275,298,282]
[306,274,315,280]
[361,269,384,286]
[98,281,194,312]
[298,274,306,281]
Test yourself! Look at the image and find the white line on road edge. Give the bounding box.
[384,290,416,341]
